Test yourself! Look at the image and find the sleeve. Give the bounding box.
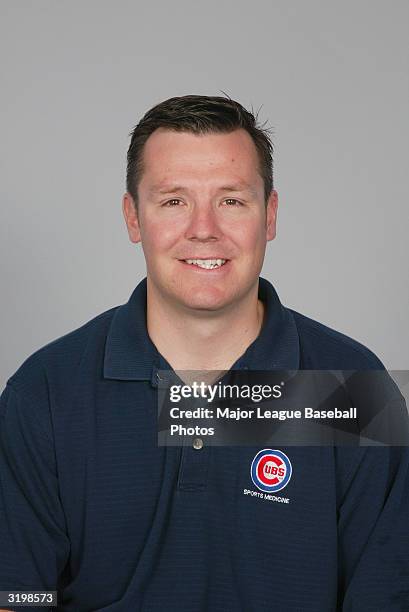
[336,444,409,611]
[0,382,71,610]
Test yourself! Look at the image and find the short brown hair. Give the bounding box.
[126,94,274,208]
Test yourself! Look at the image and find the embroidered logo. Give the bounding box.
[250,448,292,493]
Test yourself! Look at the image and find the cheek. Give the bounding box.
[140,215,183,253]
[227,220,265,250]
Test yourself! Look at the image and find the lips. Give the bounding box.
[186,258,225,267]
[178,258,230,261]
[179,257,230,273]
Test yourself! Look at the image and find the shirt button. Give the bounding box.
[192,437,204,450]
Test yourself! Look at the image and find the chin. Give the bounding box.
[177,290,231,312]
[185,301,226,312]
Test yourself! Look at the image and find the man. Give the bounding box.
[0,95,407,611]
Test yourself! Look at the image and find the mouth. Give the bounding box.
[179,258,230,271]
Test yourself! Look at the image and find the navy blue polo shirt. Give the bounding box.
[0,276,408,611]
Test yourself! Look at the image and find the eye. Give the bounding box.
[163,199,182,207]
[224,198,243,206]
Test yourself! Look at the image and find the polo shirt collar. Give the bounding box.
[103,276,300,381]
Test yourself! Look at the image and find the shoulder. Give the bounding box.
[289,308,385,370]
[5,305,120,397]
[0,306,121,441]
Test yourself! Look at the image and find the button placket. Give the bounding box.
[177,438,210,491]
[152,364,211,490]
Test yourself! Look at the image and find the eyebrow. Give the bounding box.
[149,183,258,197]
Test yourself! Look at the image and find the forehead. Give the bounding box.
[139,128,263,194]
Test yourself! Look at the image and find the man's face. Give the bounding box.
[123,127,278,313]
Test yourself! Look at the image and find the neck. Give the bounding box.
[146,278,265,373]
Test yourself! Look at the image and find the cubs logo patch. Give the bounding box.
[250,449,292,493]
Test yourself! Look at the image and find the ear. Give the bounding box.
[266,189,278,241]
[122,192,141,243]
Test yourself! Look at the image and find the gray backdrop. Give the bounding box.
[1,0,408,388]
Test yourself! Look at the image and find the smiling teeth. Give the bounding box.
[185,259,226,269]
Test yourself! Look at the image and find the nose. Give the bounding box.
[185,204,221,242]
